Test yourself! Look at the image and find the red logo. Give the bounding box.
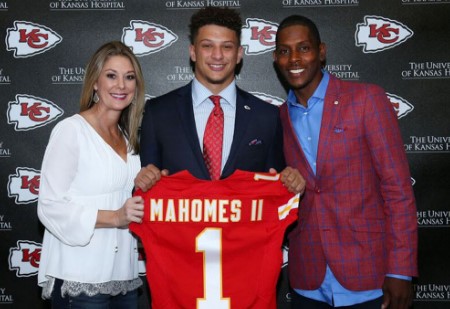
[6,21,62,58]
[122,20,178,57]
[387,93,414,119]
[8,167,40,204]
[242,18,278,55]
[7,94,64,131]
[355,16,413,53]
[9,240,41,277]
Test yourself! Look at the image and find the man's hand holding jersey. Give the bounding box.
[270,167,306,195]
[134,164,169,192]
[135,164,306,196]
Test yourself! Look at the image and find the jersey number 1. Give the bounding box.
[196,228,231,309]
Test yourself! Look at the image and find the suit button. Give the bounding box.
[315,187,321,193]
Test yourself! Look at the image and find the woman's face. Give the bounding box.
[94,55,137,112]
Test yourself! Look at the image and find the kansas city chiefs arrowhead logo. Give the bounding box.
[6,21,62,58]
[122,20,178,57]
[9,240,42,277]
[251,92,284,106]
[387,93,414,119]
[355,16,413,53]
[7,94,64,131]
[242,18,278,55]
[8,167,40,204]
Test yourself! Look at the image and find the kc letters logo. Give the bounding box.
[122,20,178,57]
[6,21,62,58]
[387,93,414,119]
[8,167,40,204]
[7,94,64,131]
[355,16,413,53]
[242,18,278,55]
[9,241,41,277]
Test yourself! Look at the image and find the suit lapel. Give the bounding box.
[316,76,342,177]
[280,104,316,184]
[175,83,210,178]
[222,88,252,177]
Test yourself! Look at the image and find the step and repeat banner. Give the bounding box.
[1,0,449,308]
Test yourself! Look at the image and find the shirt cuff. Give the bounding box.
[386,274,411,281]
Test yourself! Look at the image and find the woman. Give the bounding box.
[37,41,146,308]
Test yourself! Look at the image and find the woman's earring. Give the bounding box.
[93,91,100,103]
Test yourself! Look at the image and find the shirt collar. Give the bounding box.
[287,71,330,109]
[192,78,237,108]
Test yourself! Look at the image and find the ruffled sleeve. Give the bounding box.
[37,117,97,246]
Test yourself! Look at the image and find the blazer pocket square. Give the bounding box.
[248,138,263,146]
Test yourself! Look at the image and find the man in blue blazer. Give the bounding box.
[140,83,286,180]
[135,7,305,193]
[132,8,305,307]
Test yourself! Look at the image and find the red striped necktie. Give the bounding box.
[203,95,224,180]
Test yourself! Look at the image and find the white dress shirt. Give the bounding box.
[192,78,236,172]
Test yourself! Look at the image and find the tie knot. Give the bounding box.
[209,95,221,108]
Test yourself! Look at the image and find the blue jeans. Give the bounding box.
[51,279,138,309]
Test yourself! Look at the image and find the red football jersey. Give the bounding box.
[130,170,299,309]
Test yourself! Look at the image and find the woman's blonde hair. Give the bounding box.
[79,41,145,154]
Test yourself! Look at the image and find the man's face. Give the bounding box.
[273,24,325,104]
[190,24,243,94]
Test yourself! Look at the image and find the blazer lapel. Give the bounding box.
[222,88,251,177]
[280,104,316,184]
[175,83,210,179]
[316,76,342,177]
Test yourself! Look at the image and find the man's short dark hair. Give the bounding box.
[276,15,321,46]
[189,6,242,44]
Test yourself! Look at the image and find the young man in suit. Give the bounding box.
[135,7,305,193]
[273,15,418,309]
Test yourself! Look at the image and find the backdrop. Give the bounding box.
[1,0,449,308]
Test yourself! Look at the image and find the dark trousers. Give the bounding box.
[291,291,383,309]
[51,278,138,309]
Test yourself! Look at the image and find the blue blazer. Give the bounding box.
[140,82,285,180]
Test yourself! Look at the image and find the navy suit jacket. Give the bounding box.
[140,82,285,180]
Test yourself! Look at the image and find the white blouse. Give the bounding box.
[37,114,141,291]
